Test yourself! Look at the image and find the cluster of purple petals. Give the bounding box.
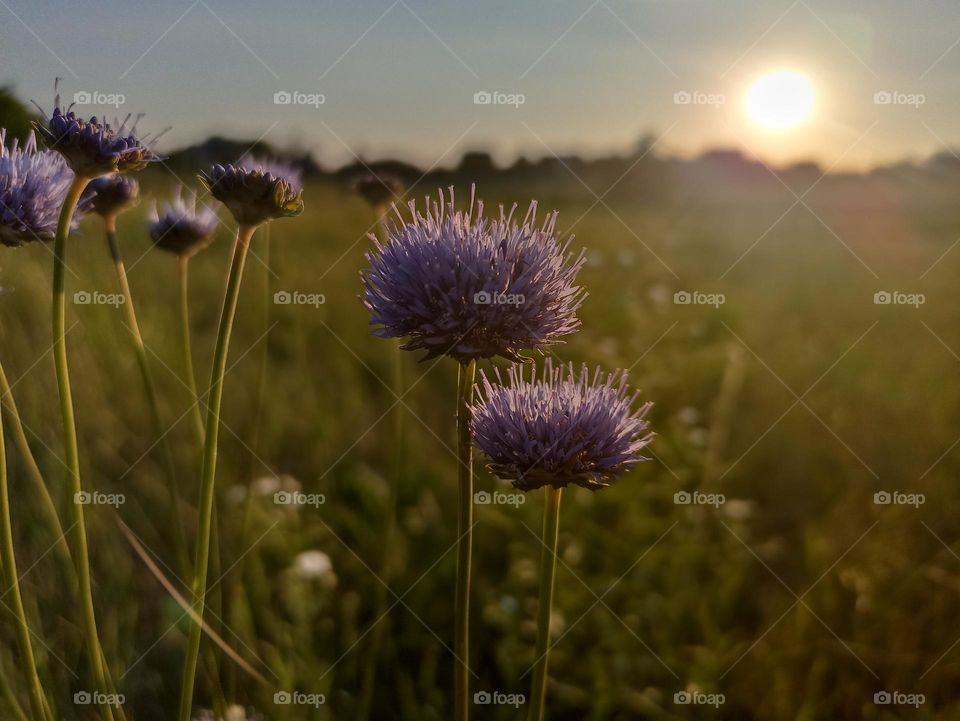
[0,129,87,247]
[201,162,304,226]
[471,359,654,491]
[361,188,586,362]
[36,92,157,177]
[148,186,219,257]
[84,174,140,217]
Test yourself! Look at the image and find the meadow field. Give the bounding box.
[1,161,958,720]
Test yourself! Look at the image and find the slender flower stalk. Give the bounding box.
[453,358,476,721]
[361,188,585,719]
[528,485,561,721]
[179,163,302,721]
[0,363,52,721]
[85,174,191,572]
[107,215,189,566]
[36,85,160,721]
[471,361,655,720]
[53,176,116,721]
[178,255,204,445]
[178,223,253,721]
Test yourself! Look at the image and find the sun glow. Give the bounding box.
[746,70,814,130]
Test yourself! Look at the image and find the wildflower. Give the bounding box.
[84,174,139,218]
[200,162,303,227]
[34,84,158,177]
[148,186,218,258]
[361,188,586,362]
[0,129,87,247]
[471,359,654,491]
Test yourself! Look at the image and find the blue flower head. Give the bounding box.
[0,129,89,247]
[471,359,654,491]
[83,174,140,218]
[148,185,219,258]
[362,187,586,362]
[201,160,303,227]
[34,83,159,177]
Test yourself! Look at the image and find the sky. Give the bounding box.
[1,0,958,171]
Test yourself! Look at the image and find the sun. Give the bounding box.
[746,70,814,130]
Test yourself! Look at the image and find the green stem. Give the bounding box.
[178,224,255,721]
[453,359,476,721]
[0,358,72,574]
[179,257,225,713]
[528,486,562,721]
[53,176,115,721]
[105,219,188,573]
[178,256,205,448]
[0,365,52,721]
[357,348,405,721]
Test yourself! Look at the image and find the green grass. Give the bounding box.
[0,171,958,720]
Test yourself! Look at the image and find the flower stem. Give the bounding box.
[178,224,255,721]
[53,176,115,721]
[528,485,562,721]
[0,357,72,575]
[105,218,189,572]
[178,256,205,448]
[0,363,52,721]
[453,358,476,721]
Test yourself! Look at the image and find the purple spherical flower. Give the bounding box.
[148,186,219,258]
[34,84,158,177]
[201,160,303,227]
[0,129,88,247]
[471,359,654,491]
[361,188,586,362]
[83,174,140,218]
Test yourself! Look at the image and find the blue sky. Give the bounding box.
[1,0,958,169]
